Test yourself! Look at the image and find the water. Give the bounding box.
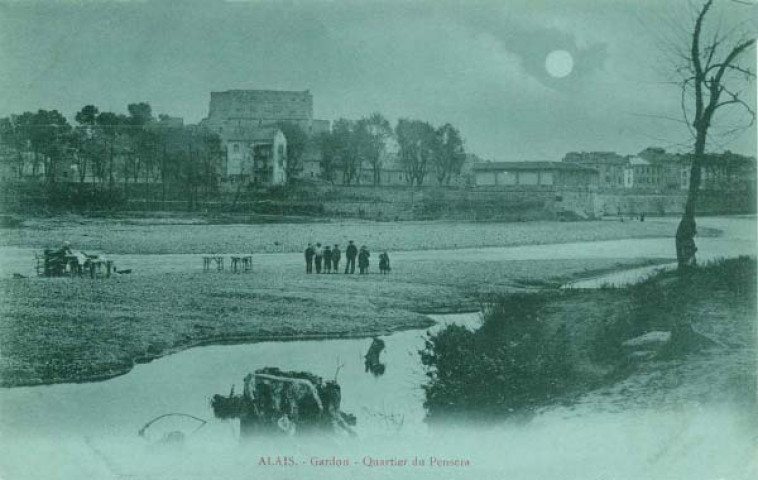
[0,313,481,440]
[2,216,755,278]
[1,309,754,480]
[0,216,756,479]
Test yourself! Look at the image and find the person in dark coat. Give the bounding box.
[304,243,315,274]
[358,245,370,274]
[379,251,390,274]
[323,245,332,274]
[314,243,323,274]
[364,337,386,376]
[331,245,341,274]
[345,241,358,274]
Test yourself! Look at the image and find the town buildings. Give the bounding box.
[562,152,626,188]
[562,148,755,192]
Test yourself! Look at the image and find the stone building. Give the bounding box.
[681,151,756,191]
[200,89,329,137]
[562,151,627,189]
[222,127,287,186]
[473,161,598,188]
[636,147,686,190]
[623,156,665,189]
[636,147,756,192]
[200,89,332,186]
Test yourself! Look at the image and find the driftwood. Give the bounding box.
[137,413,207,444]
[211,367,356,438]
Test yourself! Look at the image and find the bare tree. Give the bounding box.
[675,0,755,269]
[356,113,392,186]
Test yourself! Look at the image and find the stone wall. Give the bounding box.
[208,90,313,122]
[4,180,753,219]
[596,190,755,216]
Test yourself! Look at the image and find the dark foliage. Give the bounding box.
[420,294,574,423]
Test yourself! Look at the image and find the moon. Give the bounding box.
[545,50,574,78]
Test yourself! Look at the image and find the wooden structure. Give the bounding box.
[203,256,225,272]
[36,250,113,278]
[230,255,253,273]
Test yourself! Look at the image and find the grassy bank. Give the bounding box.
[0,256,667,387]
[421,257,757,422]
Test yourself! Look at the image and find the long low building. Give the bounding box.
[472,161,598,188]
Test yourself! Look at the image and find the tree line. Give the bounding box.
[315,114,467,186]
[0,103,223,206]
[0,105,469,197]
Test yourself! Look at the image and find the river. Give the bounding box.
[0,216,755,278]
[0,216,755,480]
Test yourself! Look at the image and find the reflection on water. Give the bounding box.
[0,312,480,438]
[1,310,754,480]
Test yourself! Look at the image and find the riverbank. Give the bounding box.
[0,214,707,255]
[1,215,753,388]
[0,256,669,387]
[422,257,757,423]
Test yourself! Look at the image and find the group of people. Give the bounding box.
[304,240,391,275]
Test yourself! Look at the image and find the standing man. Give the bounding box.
[332,244,341,274]
[379,251,391,274]
[314,243,323,274]
[345,240,358,274]
[323,245,332,274]
[304,243,315,274]
[358,245,370,274]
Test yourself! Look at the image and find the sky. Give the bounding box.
[0,0,755,161]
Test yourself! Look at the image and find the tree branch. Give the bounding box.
[713,38,755,85]
[705,62,756,78]
[691,0,714,127]
[681,76,698,138]
[713,86,756,121]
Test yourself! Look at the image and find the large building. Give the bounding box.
[223,127,287,185]
[200,89,329,137]
[635,147,756,192]
[562,151,627,188]
[472,161,598,188]
[623,156,665,189]
[200,89,332,185]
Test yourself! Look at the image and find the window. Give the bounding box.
[233,144,239,153]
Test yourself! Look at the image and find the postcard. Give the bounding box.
[0,1,756,479]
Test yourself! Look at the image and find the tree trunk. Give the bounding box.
[109,142,115,187]
[675,131,706,270]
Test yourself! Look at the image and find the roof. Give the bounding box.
[628,157,650,166]
[223,127,282,142]
[211,89,311,96]
[563,152,628,165]
[472,161,598,173]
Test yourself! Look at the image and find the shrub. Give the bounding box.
[420,294,574,424]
